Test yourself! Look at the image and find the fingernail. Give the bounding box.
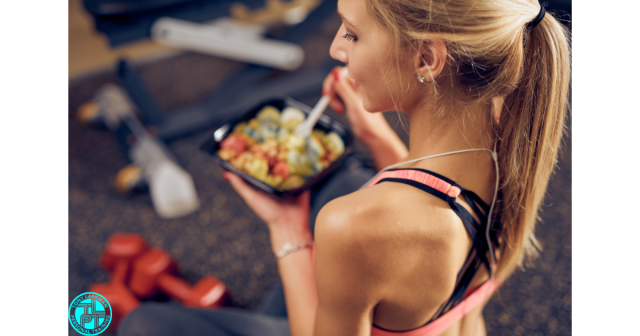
[333,69,341,81]
[223,173,230,182]
[321,88,328,96]
[335,105,343,114]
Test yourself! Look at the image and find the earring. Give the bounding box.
[417,74,425,83]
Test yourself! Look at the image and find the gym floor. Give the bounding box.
[68,3,571,336]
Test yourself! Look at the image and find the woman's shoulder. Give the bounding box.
[317,181,465,241]
[315,180,469,269]
[314,181,472,304]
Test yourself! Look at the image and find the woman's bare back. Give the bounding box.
[315,151,496,335]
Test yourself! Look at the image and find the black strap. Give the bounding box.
[461,189,490,212]
[448,201,492,275]
[426,251,482,325]
[460,191,488,225]
[450,201,481,242]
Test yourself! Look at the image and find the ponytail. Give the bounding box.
[366,0,572,281]
[494,13,571,280]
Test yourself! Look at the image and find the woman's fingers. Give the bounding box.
[223,171,312,228]
[345,76,361,93]
[296,190,311,208]
[322,66,342,98]
[329,97,344,114]
[223,171,275,210]
[324,72,344,113]
[224,171,281,222]
[334,77,360,111]
[223,172,256,201]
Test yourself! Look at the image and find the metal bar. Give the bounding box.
[117,59,165,126]
[88,0,265,46]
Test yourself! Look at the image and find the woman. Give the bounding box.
[120,0,570,335]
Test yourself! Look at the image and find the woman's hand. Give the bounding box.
[322,66,409,170]
[225,171,318,336]
[223,172,312,253]
[322,66,386,142]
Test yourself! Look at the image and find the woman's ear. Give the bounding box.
[414,39,447,82]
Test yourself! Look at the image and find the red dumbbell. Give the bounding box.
[129,248,229,308]
[89,233,149,333]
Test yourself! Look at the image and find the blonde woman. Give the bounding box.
[120,0,570,335]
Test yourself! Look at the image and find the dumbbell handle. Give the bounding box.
[156,273,194,304]
[130,248,227,308]
[156,273,228,308]
[111,260,129,284]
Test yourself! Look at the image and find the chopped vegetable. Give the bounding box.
[217,105,346,190]
[220,133,247,154]
[272,161,290,180]
[281,175,305,190]
[280,107,305,123]
[256,106,281,121]
[325,132,345,155]
[217,148,236,161]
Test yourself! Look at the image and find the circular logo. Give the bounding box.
[68,292,112,335]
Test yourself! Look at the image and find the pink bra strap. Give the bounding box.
[370,280,500,336]
[367,170,461,198]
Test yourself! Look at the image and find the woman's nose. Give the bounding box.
[329,25,348,64]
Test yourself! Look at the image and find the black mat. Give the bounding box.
[69,14,571,336]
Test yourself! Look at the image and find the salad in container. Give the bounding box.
[201,98,353,196]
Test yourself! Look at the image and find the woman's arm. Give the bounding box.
[323,67,408,170]
[313,195,391,336]
[271,226,317,336]
[224,172,319,336]
[224,172,382,336]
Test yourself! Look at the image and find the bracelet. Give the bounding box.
[275,241,313,259]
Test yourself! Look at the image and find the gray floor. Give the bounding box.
[68,14,571,336]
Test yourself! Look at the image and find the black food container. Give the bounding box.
[200,97,353,196]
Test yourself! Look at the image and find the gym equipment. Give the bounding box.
[89,234,149,333]
[76,84,139,131]
[77,84,200,219]
[84,0,266,46]
[129,248,229,308]
[148,0,319,72]
[98,233,150,278]
[151,17,305,71]
[231,0,320,26]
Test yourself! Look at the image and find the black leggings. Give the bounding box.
[119,156,376,336]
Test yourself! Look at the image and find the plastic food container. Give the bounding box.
[200,97,353,196]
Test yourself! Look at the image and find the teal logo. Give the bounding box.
[68,292,112,335]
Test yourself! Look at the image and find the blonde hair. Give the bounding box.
[366,0,571,280]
